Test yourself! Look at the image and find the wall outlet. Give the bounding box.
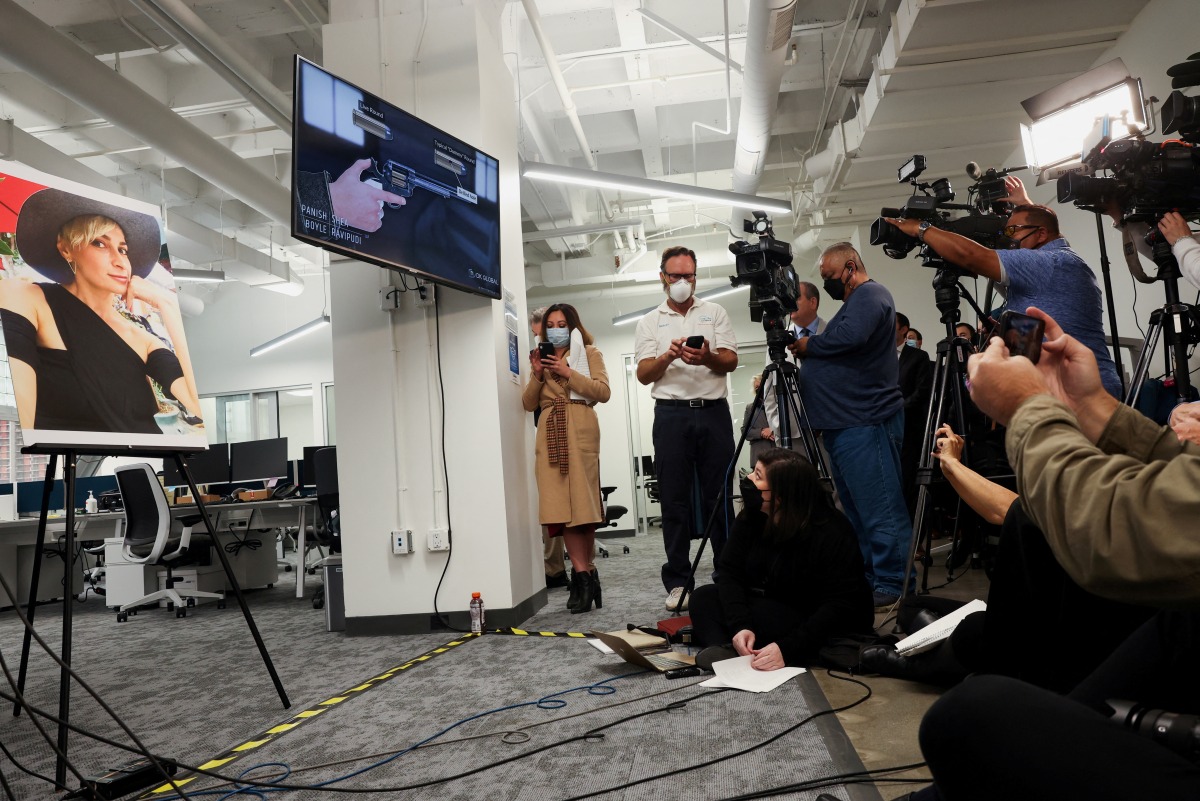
[379,287,401,312]
[414,281,436,308]
[391,530,413,555]
[428,528,449,552]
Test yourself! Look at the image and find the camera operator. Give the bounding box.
[905,306,1200,801]
[1110,208,1200,288]
[789,243,912,608]
[884,176,1122,398]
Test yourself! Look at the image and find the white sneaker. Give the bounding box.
[664,586,689,612]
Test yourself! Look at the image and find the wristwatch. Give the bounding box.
[917,220,933,242]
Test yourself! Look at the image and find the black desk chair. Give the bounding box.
[639,455,662,528]
[596,486,630,558]
[311,447,341,610]
[113,463,224,621]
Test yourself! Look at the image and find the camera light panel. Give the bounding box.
[1022,80,1147,174]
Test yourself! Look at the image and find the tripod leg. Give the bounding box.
[1124,318,1161,408]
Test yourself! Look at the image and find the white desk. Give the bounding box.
[0,513,120,608]
[170,496,317,598]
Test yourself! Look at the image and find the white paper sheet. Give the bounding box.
[697,655,805,692]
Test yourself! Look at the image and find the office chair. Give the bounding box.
[113,463,224,621]
[639,455,662,528]
[311,447,342,610]
[595,486,630,559]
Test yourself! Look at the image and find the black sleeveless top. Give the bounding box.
[0,283,184,434]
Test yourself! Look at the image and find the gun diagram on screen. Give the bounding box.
[363,157,478,207]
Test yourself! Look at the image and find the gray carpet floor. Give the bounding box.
[0,532,883,801]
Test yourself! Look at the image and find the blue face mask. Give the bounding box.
[546,327,570,348]
[905,338,918,348]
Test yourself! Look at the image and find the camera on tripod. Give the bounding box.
[728,212,800,350]
[1058,58,1200,228]
[868,155,1015,268]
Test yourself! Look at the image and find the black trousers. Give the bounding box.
[917,610,1200,801]
[652,402,734,591]
[689,583,795,654]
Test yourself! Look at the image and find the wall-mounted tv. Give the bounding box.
[291,56,501,300]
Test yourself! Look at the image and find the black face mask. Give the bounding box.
[822,277,845,301]
[740,475,763,513]
[823,262,853,301]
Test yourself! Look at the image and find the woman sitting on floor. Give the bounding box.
[690,448,874,671]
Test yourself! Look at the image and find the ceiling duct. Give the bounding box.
[729,0,798,221]
[0,0,291,225]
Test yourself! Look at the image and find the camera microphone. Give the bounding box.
[966,161,982,180]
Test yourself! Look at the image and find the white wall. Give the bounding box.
[325,0,537,627]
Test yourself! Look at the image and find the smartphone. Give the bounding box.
[684,335,705,349]
[998,310,1045,364]
[663,665,704,679]
[537,341,556,360]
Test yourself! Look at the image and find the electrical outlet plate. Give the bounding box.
[380,287,401,312]
[428,528,449,551]
[391,530,412,555]
[414,281,436,308]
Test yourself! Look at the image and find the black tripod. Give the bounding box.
[670,328,829,613]
[900,269,984,602]
[1124,238,1200,408]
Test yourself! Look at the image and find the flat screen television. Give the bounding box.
[291,56,501,300]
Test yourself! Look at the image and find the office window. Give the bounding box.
[324,384,336,445]
[203,387,319,456]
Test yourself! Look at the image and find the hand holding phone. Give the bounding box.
[998,310,1045,364]
[538,341,556,360]
[684,335,705,349]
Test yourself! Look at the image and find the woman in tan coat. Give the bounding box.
[522,303,610,613]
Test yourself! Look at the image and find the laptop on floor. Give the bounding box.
[590,630,695,672]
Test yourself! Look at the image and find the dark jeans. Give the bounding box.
[689,583,793,652]
[917,611,1200,801]
[652,402,734,592]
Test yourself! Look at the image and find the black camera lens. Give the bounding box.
[1162,90,1200,136]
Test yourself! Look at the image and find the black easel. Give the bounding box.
[11,447,291,785]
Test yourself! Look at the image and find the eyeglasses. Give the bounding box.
[663,272,697,283]
[1002,224,1042,238]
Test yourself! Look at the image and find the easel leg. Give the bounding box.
[56,450,77,785]
[13,452,58,718]
[177,455,291,709]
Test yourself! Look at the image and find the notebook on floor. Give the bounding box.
[590,629,695,672]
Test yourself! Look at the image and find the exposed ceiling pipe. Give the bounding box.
[127,0,293,131]
[520,0,617,225]
[729,0,799,228]
[0,0,291,224]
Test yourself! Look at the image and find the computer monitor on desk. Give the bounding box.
[162,444,231,489]
[300,446,324,488]
[230,438,289,487]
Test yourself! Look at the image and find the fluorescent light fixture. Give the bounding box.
[173,268,226,283]
[611,284,749,326]
[286,388,314,397]
[249,315,330,358]
[1020,62,1146,175]
[522,162,791,216]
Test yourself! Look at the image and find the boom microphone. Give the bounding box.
[966,161,982,180]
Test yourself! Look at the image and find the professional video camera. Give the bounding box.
[868,155,1017,268]
[728,212,800,353]
[1058,55,1200,225]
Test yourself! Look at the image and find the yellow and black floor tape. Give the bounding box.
[140,628,595,797]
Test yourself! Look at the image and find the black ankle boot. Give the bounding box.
[570,571,599,614]
[567,570,584,611]
[589,569,601,610]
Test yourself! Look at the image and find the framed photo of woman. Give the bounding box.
[0,161,206,450]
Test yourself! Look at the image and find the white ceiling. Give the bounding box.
[0,0,1153,309]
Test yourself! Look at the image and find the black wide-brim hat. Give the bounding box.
[15,188,162,284]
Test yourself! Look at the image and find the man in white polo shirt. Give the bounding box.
[635,245,739,611]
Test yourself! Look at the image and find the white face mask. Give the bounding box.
[546,327,570,348]
[668,280,693,304]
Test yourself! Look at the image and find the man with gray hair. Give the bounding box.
[790,243,912,608]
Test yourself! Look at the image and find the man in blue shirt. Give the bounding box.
[791,243,911,607]
[884,177,1121,397]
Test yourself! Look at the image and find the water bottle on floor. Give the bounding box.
[470,592,485,633]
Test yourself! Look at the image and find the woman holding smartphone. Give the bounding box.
[522,303,611,613]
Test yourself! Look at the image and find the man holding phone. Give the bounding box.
[883,175,1121,398]
[635,245,738,611]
